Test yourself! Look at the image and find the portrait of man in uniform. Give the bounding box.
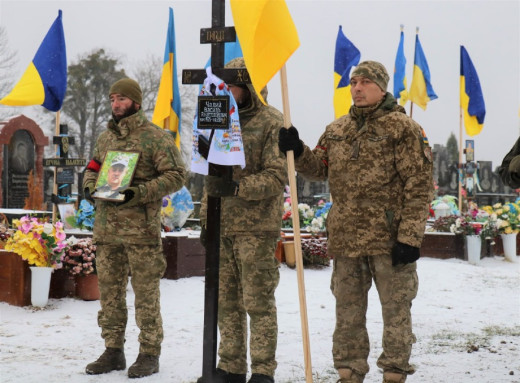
[93,151,139,201]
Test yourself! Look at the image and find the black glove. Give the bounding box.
[119,187,142,208]
[391,242,420,266]
[84,182,96,204]
[205,176,239,197]
[278,126,304,158]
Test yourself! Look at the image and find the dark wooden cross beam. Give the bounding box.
[181,1,250,382]
[181,1,250,85]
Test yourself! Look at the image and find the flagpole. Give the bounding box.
[410,102,414,119]
[52,110,61,223]
[458,107,464,212]
[279,64,313,383]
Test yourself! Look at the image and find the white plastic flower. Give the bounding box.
[43,222,54,235]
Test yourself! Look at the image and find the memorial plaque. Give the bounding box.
[43,158,87,167]
[200,26,236,44]
[56,167,75,184]
[197,95,229,129]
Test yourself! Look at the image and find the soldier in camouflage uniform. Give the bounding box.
[279,61,434,383]
[82,78,186,378]
[199,57,287,383]
[498,137,520,188]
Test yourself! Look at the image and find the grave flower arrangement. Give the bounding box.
[66,200,95,231]
[450,214,498,241]
[305,200,332,234]
[4,216,67,268]
[481,201,520,235]
[62,236,97,276]
[301,237,330,267]
[0,215,14,249]
[281,198,316,229]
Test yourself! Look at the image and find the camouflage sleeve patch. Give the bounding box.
[419,127,432,163]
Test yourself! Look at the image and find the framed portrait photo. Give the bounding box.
[93,150,140,202]
[58,203,76,230]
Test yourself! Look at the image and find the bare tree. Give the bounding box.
[0,26,19,120]
[61,49,126,160]
[132,54,162,118]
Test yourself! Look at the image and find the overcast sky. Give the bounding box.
[0,0,518,168]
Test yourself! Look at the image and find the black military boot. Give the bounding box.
[248,373,274,383]
[127,353,159,378]
[85,347,126,375]
[197,368,247,383]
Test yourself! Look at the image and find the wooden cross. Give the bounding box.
[181,1,250,381]
[43,124,86,210]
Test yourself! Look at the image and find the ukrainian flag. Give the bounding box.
[0,10,66,112]
[460,46,485,136]
[230,0,300,105]
[333,25,360,119]
[393,27,408,106]
[152,7,182,148]
[408,32,437,110]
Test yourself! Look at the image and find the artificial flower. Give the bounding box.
[5,216,66,268]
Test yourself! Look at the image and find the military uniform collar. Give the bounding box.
[108,109,147,138]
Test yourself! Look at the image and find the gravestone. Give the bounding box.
[0,115,49,208]
[7,130,35,207]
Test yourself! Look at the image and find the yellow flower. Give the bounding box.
[5,216,67,268]
[504,226,513,234]
[481,206,494,215]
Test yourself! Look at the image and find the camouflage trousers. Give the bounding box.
[217,234,280,377]
[330,253,418,377]
[96,243,166,356]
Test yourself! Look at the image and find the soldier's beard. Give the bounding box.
[113,102,139,122]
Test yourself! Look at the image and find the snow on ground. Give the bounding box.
[1,256,519,383]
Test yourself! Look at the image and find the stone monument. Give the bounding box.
[0,115,49,208]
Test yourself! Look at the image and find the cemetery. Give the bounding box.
[0,113,518,309]
[0,1,518,381]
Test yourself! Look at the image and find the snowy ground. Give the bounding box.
[1,256,519,383]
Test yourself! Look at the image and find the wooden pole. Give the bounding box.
[279,64,313,383]
[52,110,61,223]
[458,107,464,212]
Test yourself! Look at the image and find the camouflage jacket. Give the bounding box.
[295,93,434,257]
[202,76,287,236]
[498,136,520,188]
[83,109,186,245]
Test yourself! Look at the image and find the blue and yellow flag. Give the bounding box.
[230,0,300,104]
[333,25,360,119]
[408,31,437,110]
[393,27,408,106]
[0,10,66,112]
[460,46,485,136]
[152,7,182,148]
